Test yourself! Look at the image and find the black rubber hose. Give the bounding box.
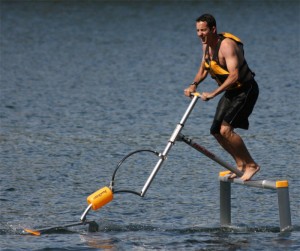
[113,190,141,196]
[111,149,159,196]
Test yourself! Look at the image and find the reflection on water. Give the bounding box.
[80,234,119,250]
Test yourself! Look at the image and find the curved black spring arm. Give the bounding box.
[111,149,160,196]
[113,190,141,196]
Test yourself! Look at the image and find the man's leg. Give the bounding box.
[213,133,246,176]
[213,121,259,181]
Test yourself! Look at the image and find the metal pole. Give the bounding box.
[219,174,277,190]
[141,94,200,197]
[220,180,231,226]
[276,181,292,231]
[179,134,244,177]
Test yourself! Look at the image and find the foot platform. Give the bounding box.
[219,171,292,232]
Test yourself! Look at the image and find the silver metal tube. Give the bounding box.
[169,124,183,143]
[218,175,277,189]
[179,95,199,125]
[80,204,93,222]
[140,95,200,197]
[141,158,164,197]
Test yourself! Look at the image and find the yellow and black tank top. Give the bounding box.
[204,32,254,90]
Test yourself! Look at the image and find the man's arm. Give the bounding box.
[184,53,208,97]
[193,59,209,84]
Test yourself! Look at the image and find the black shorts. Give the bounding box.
[210,79,259,134]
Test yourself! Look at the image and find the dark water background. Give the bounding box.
[1,0,299,250]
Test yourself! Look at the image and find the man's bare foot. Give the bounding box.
[229,164,245,179]
[240,164,260,181]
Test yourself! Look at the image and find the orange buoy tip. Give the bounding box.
[24,228,41,236]
[219,170,231,177]
[276,180,289,188]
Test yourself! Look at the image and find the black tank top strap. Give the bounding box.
[204,45,211,68]
[212,36,224,62]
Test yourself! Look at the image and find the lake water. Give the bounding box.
[1,0,299,250]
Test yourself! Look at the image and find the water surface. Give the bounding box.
[1,0,299,250]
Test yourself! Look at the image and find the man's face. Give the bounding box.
[196,21,215,45]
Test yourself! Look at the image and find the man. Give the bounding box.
[184,13,259,181]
